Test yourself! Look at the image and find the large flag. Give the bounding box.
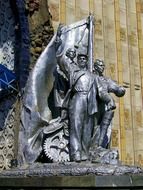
[18,17,93,164]
[24,18,90,124]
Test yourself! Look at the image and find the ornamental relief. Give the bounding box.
[120,27,127,42]
[95,19,102,36]
[111,129,119,147]
[128,31,137,46]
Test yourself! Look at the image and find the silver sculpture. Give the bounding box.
[93,59,125,148]
[56,49,116,162]
[17,15,125,165]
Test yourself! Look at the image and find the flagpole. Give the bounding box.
[88,14,95,73]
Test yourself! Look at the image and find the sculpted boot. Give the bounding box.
[71,151,81,162]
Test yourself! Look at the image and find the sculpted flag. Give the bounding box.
[18,18,90,164]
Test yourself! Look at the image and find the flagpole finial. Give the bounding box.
[89,12,94,16]
[88,13,95,25]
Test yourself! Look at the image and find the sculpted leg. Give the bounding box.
[69,94,85,162]
[82,114,94,161]
[98,110,114,148]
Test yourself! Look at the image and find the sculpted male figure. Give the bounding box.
[57,51,116,162]
[53,48,76,120]
[93,59,125,148]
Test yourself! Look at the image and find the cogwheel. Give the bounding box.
[43,129,70,162]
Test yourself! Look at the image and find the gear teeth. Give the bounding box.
[43,140,53,161]
[43,130,70,162]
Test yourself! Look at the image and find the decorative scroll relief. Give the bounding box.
[0,0,17,171]
[0,0,15,70]
[0,102,17,170]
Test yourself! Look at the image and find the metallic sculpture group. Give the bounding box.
[50,46,125,163]
[17,16,125,166]
[43,52,125,164]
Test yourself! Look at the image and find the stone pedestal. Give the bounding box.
[0,163,142,188]
[0,174,143,188]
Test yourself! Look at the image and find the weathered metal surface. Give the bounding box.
[0,162,142,177]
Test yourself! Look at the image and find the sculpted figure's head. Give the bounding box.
[77,54,88,69]
[94,59,105,75]
[66,48,76,60]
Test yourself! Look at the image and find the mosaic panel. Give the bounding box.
[0,0,15,70]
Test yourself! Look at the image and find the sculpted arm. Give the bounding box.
[56,54,72,78]
[108,78,126,97]
[96,76,116,111]
[55,25,72,77]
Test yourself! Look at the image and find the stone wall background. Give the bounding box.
[47,0,143,167]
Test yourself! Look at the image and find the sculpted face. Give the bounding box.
[66,48,76,59]
[69,50,76,59]
[77,55,88,69]
[94,59,105,74]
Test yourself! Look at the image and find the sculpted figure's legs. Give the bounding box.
[82,114,94,161]
[69,93,91,162]
[98,110,114,148]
